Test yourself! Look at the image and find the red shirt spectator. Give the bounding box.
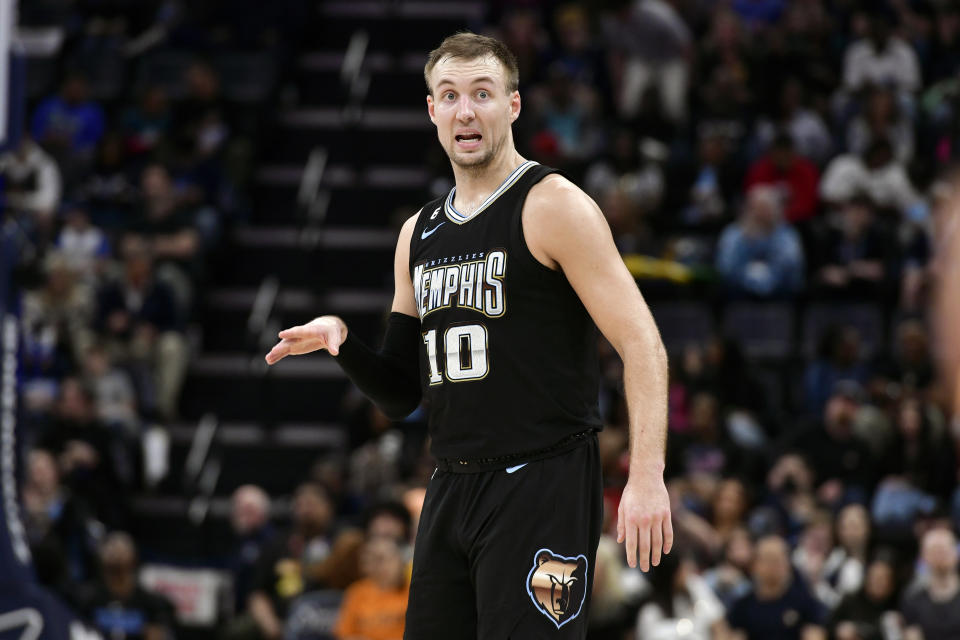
[745,134,820,223]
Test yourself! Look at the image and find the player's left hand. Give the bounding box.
[617,470,673,571]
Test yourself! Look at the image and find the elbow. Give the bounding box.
[380,390,422,422]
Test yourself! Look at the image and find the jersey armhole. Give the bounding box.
[514,168,570,279]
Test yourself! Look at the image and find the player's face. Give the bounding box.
[427,55,520,170]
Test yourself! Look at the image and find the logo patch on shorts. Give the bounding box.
[525,548,588,628]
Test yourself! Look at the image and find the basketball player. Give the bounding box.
[266,33,671,638]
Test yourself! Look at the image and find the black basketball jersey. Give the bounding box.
[408,161,601,462]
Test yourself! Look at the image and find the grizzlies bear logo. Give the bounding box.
[525,548,588,628]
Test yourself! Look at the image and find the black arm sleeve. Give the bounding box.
[333,312,422,420]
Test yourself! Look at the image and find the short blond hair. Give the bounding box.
[424,32,519,95]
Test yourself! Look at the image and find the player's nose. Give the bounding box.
[456,95,474,121]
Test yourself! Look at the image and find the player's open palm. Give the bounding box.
[265,316,347,364]
[617,472,673,571]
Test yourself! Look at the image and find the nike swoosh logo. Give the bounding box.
[506,463,528,474]
[421,222,445,239]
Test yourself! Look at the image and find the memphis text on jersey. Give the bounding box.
[413,249,507,319]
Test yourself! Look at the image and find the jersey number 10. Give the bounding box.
[422,324,489,384]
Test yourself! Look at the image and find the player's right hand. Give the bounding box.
[265,315,348,364]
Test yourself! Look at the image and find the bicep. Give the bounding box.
[392,213,419,316]
[542,191,660,356]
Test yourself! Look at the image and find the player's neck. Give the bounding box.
[451,149,525,215]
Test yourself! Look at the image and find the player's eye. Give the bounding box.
[477,90,489,100]
[443,92,455,101]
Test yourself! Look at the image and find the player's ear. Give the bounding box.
[427,94,436,124]
[509,91,521,123]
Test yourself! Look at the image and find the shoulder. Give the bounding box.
[527,173,594,212]
[399,209,421,239]
[396,207,423,247]
[524,173,604,230]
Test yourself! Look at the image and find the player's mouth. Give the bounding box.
[455,131,482,150]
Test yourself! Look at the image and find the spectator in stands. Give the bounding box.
[667,392,742,482]
[726,535,827,640]
[55,205,111,284]
[22,448,99,595]
[0,137,62,226]
[872,319,935,394]
[38,377,130,527]
[670,127,741,230]
[679,337,774,441]
[847,86,915,164]
[172,61,229,165]
[697,11,754,144]
[609,0,692,125]
[334,536,410,640]
[829,555,900,640]
[809,195,894,301]
[131,163,204,289]
[703,527,754,608]
[31,72,106,159]
[842,10,920,97]
[636,552,727,639]
[79,342,138,434]
[527,62,603,165]
[82,532,175,640]
[820,138,925,220]
[584,132,666,229]
[121,85,171,159]
[753,78,833,166]
[715,185,806,299]
[81,132,139,230]
[825,504,872,599]
[786,381,876,507]
[901,528,960,640]
[95,235,188,421]
[249,482,335,639]
[878,396,956,500]
[763,453,819,539]
[792,511,841,608]
[230,485,275,617]
[744,133,820,225]
[365,501,413,545]
[803,326,870,418]
[538,5,610,106]
[20,251,95,400]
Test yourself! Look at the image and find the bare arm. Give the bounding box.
[248,591,282,640]
[524,175,672,571]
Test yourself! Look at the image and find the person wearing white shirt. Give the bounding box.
[843,13,920,94]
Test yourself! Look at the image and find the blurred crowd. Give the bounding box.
[6,0,960,640]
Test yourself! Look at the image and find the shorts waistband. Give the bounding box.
[434,428,598,474]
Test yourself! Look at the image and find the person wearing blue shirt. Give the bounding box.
[31,73,106,156]
[727,535,827,640]
[716,185,806,298]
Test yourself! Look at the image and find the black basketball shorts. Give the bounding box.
[404,433,603,639]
